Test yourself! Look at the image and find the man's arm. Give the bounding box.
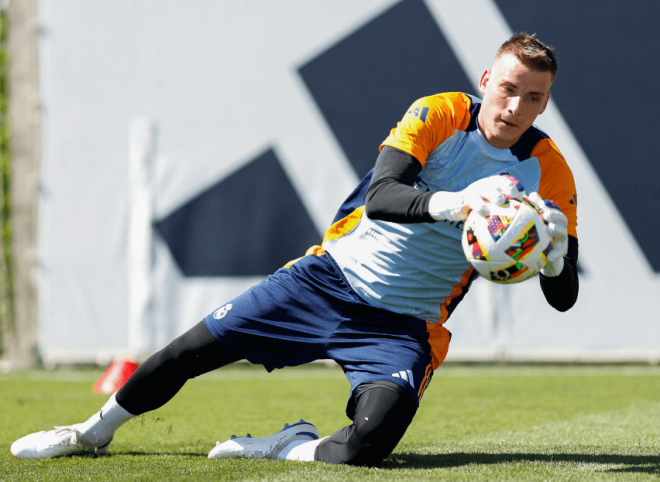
[364,146,435,223]
[365,146,523,224]
[527,192,579,312]
[539,235,579,312]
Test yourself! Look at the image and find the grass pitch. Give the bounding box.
[1,363,659,481]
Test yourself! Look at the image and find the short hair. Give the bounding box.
[496,32,558,80]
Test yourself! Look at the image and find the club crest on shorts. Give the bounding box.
[213,303,233,319]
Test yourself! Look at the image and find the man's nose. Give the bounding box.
[507,96,522,115]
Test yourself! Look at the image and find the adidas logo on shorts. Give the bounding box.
[391,370,415,388]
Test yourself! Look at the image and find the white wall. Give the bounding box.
[37,0,660,365]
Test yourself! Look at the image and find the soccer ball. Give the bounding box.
[461,197,553,284]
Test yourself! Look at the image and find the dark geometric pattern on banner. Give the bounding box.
[159,0,477,277]
[495,0,660,272]
[159,0,644,277]
[154,149,321,277]
[299,0,474,178]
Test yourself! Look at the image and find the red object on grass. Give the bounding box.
[93,358,139,393]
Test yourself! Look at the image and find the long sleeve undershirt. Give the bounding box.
[364,146,579,312]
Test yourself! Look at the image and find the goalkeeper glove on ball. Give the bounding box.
[428,174,526,222]
[527,192,568,277]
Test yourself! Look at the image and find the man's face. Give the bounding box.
[478,54,553,149]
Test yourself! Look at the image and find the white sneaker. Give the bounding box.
[10,425,112,459]
[208,419,318,459]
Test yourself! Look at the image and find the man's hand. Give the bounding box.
[527,192,568,277]
[429,174,526,222]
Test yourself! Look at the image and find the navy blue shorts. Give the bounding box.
[203,253,435,406]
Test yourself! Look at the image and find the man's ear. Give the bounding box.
[478,69,490,95]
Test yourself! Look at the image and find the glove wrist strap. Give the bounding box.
[428,191,463,221]
[541,257,565,278]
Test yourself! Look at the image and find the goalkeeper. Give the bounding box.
[11,33,579,466]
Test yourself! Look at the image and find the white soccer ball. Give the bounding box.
[461,197,553,284]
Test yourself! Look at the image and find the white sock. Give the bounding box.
[277,436,328,461]
[76,393,136,445]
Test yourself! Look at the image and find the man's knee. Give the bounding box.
[315,381,417,466]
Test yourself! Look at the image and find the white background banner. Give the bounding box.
[37,0,660,365]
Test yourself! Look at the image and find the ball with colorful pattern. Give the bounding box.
[461,195,553,284]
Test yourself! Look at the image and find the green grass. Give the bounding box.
[1,363,659,480]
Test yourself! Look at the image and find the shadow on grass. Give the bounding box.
[122,452,209,458]
[383,453,660,475]
[59,452,210,459]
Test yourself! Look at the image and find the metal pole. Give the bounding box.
[5,0,40,368]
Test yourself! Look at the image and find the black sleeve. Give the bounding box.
[539,235,579,312]
[364,146,435,223]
